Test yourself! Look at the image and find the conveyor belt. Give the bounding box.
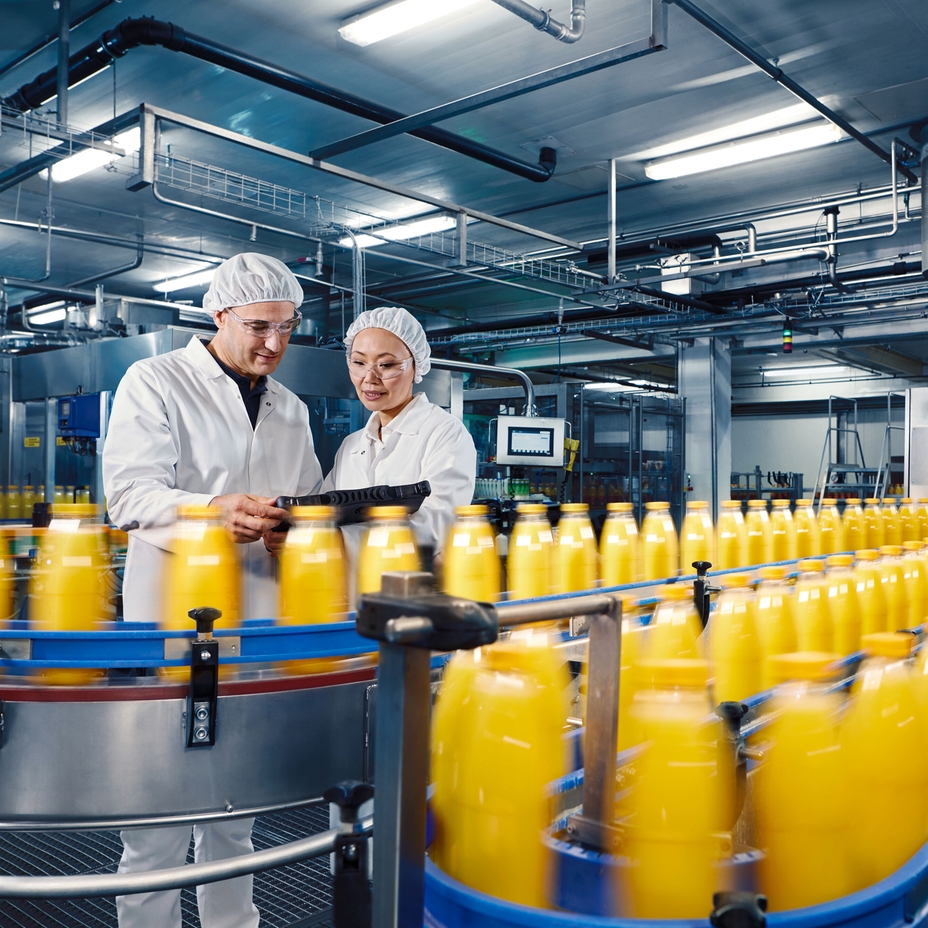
[0,805,334,928]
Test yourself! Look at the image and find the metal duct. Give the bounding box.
[1,17,556,183]
[916,122,928,279]
[490,0,586,43]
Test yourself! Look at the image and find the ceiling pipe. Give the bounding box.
[55,0,70,127]
[823,206,857,295]
[914,122,928,279]
[1,17,556,183]
[489,0,586,43]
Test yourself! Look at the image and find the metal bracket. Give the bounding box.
[0,698,4,750]
[185,607,221,749]
[0,638,32,660]
[164,636,240,661]
[566,815,623,853]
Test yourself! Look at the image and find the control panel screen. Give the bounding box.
[508,427,555,457]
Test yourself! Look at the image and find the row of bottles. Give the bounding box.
[0,485,94,520]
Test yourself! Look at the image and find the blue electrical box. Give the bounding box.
[58,394,101,439]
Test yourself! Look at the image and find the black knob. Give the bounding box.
[324,781,375,823]
[711,891,767,928]
[188,606,221,638]
[692,560,713,575]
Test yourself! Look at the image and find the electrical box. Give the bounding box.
[495,416,566,467]
[58,394,101,439]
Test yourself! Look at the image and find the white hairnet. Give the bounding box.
[345,306,431,383]
[202,253,303,314]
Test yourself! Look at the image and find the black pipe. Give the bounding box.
[2,17,556,183]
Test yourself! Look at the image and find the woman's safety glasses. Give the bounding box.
[346,355,414,381]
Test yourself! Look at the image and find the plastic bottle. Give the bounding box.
[357,505,420,595]
[53,485,65,504]
[641,501,679,581]
[278,505,348,674]
[65,485,76,505]
[625,659,725,919]
[600,502,640,586]
[901,541,928,629]
[708,573,762,705]
[617,612,652,751]
[507,503,554,599]
[845,632,928,889]
[0,534,14,626]
[882,499,902,546]
[823,554,861,656]
[755,652,852,911]
[717,500,747,569]
[854,549,887,636]
[680,500,714,574]
[918,499,928,542]
[841,499,866,552]
[817,499,844,555]
[862,498,885,550]
[29,503,107,685]
[899,499,921,543]
[647,584,704,661]
[745,500,773,566]
[792,500,820,558]
[770,500,797,561]
[6,486,21,520]
[443,504,500,603]
[76,486,91,506]
[21,486,35,520]
[878,544,906,632]
[552,502,598,593]
[793,559,832,651]
[754,566,797,690]
[429,636,568,907]
[35,485,45,506]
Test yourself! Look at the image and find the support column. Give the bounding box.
[679,338,732,520]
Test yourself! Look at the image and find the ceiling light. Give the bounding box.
[762,365,852,379]
[153,268,218,294]
[28,301,67,325]
[40,126,142,183]
[338,215,458,249]
[339,0,480,47]
[644,123,844,181]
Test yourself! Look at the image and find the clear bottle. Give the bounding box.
[443,504,500,603]
[29,503,107,685]
[901,541,928,629]
[680,500,714,574]
[862,498,885,550]
[357,505,420,595]
[76,486,91,506]
[754,566,797,690]
[6,486,21,521]
[841,499,867,552]
[552,502,598,593]
[745,499,773,566]
[854,549,887,636]
[647,583,704,661]
[878,544,906,632]
[708,573,762,705]
[53,485,66,504]
[600,502,640,586]
[770,500,797,561]
[21,486,35,520]
[823,554,861,656]
[641,501,679,581]
[882,500,902,546]
[717,500,748,569]
[507,503,554,599]
[817,498,844,555]
[918,498,928,543]
[65,485,76,505]
[35,485,45,506]
[755,652,852,911]
[793,559,832,651]
[793,500,821,558]
[899,499,921,544]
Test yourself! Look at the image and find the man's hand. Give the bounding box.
[210,494,289,544]
[262,528,289,557]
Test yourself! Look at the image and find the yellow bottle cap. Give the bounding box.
[635,658,709,689]
[864,498,881,505]
[902,498,914,504]
[176,504,222,520]
[560,502,589,513]
[771,499,791,507]
[795,499,812,507]
[483,639,554,674]
[721,500,742,509]
[455,504,488,517]
[768,652,840,684]
[291,505,338,520]
[757,566,787,581]
[747,499,768,508]
[52,502,100,519]
[879,545,903,557]
[606,502,634,513]
[686,500,708,509]
[798,559,824,572]
[718,573,752,588]
[826,554,854,568]
[7,485,17,490]
[903,541,924,551]
[660,583,693,601]
[367,505,409,519]
[23,485,33,490]
[919,498,928,504]
[821,498,838,506]
[644,501,670,510]
[517,503,547,514]
[861,631,914,659]
[855,549,880,561]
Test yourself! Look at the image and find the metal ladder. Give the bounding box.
[811,396,876,507]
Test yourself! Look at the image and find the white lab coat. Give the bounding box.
[103,336,323,625]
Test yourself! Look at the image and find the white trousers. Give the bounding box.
[116,819,260,928]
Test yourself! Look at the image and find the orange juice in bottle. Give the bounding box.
[625,659,725,918]
[901,541,928,629]
[21,486,35,520]
[918,498,928,541]
[863,498,885,549]
[745,500,773,566]
[617,611,652,751]
[823,554,861,656]
[755,652,852,910]
[845,632,928,888]
[0,534,13,626]
[600,502,639,586]
[878,545,906,631]
[507,503,553,599]
[841,499,866,551]
[754,566,797,689]
[443,504,500,603]
[717,500,747,569]
[6,486,21,520]
[680,500,714,574]
[708,573,762,704]
[899,499,921,543]
[279,505,347,675]
[552,502,598,593]
[29,503,107,685]
[793,499,821,557]
[770,499,797,561]
[883,500,902,546]
[641,501,679,580]
[648,583,704,660]
[854,549,887,636]
[817,499,844,555]
[793,559,831,651]
[357,505,420,595]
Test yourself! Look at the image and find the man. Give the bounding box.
[103,252,323,928]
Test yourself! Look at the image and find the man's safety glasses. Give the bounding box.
[223,306,302,337]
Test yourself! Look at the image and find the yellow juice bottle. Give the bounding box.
[817,499,844,555]
[278,505,348,675]
[854,549,887,636]
[0,534,13,625]
[29,503,107,685]
[680,500,714,574]
[863,498,885,549]
[918,498,928,542]
[647,583,704,660]
[65,485,76,505]
[6,486,21,521]
[755,652,851,911]
[507,503,553,598]
[845,632,928,889]
[76,487,91,505]
[793,559,832,651]
[709,573,762,704]
[641,501,679,581]
[625,659,725,919]
[841,499,866,551]
[878,545,906,631]
[883,500,902,546]
[443,504,500,603]
[745,500,773,566]
[600,502,639,586]
[552,502,598,593]
[717,500,748,569]
[357,505,420,595]
[617,611,652,751]
[754,566,798,689]
[823,554,861,656]
[429,636,568,907]
[793,500,821,558]
[899,499,921,543]
[901,541,928,629]
[770,499,797,561]
[21,486,35,520]
[53,485,65,504]
[35,485,45,506]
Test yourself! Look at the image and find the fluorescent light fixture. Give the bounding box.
[762,365,851,379]
[153,268,217,294]
[28,301,67,325]
[644,123,843,181]
[338,215,458,249]
[41,126,143,183]
[339,0,480,46]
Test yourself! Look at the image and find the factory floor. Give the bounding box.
[0,804,334,928]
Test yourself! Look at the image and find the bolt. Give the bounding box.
[200,650,211,661]
[195,705,209,721]
[195,727,209,741]
[344,844,358,861]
